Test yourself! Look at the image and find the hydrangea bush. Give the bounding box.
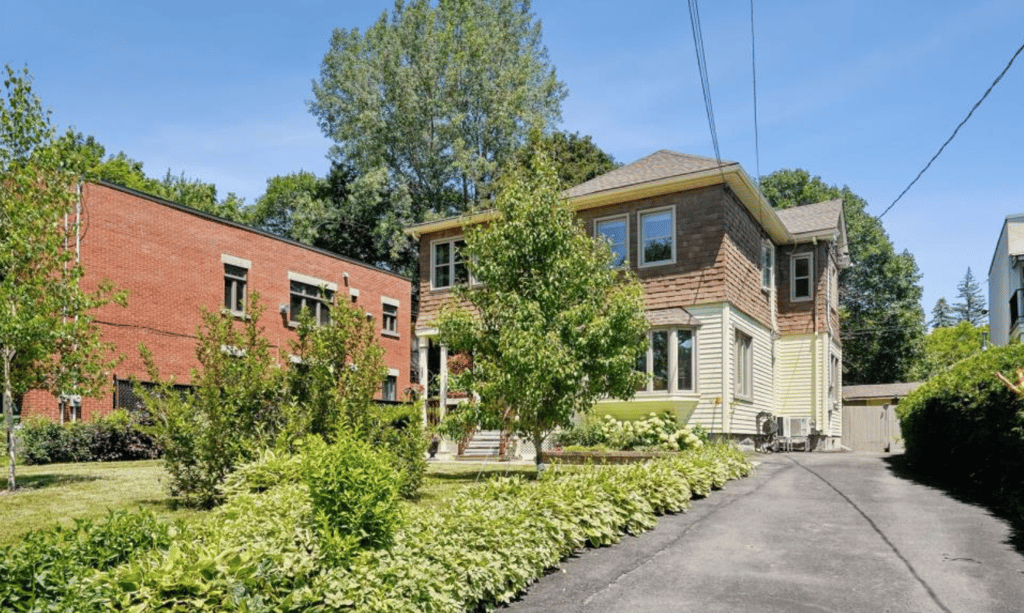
[556,412,706,452]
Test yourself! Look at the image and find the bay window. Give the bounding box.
[635,328,696,393]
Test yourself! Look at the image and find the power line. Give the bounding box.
[878,40,1024,220]
[749,0,761,182]
[688,0,721,165]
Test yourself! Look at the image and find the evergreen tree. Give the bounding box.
[930,297,956,329]
[953,267,987,325]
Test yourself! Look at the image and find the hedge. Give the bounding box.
[17,410,161,465]
[897,342,1024,504]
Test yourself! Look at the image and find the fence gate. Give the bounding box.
[841,403,903,452]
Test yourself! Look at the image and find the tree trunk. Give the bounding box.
[3,351,15,491]
[532,429,546,474]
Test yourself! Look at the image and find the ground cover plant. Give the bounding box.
[0,443,751,612]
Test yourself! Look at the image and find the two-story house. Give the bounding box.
[988,213,1024,346]
[19,181,412,422]
[408,150,848,455]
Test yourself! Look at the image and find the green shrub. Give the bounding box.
[363,402,428,499]
[301,435,402,561]
[897,342,1024,502]
[16,410,159,465]
[555,411,704,452]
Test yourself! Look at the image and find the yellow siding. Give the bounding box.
[729,308,774,435]
[776,334,816,416]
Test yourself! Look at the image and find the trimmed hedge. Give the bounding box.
[897,342,1024,504]
[17,410,160,465]
[1,444,752,613]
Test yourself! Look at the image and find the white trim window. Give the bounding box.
[790,252,813,302]
[432,237,468,289]
[635,328,696,393]
[381,296,400,337]
[761,241,774,290]
[639,207,675,267]
[382,369,400,401]
[734,330,753,401]
[595,214,629,268]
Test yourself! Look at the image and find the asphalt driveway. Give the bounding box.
[503,452,1024,613]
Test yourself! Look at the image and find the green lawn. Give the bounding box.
[0,458,544,547]
[0,460,204,547]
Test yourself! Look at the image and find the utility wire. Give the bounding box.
[879,40,1024,220]
[688,0,722,166]
[749,0,761,182]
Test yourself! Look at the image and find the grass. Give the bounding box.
[0,460,203,547]
[0,458,545,547]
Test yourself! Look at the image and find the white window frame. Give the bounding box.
[382,368,400,401]
[638,206,676,268]
[761,241,774,291]
[594,213,629,268]
[381,296,400,338]
[221,254,251,316]
[734,330,753,401]
[790,252,814,303]
[430,236,470,290]
[635,327,697,394]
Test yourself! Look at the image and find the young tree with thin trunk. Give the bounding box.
[436,149,647,471]
[1,65,125,490]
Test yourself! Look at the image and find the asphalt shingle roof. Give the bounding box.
[565,150,737,199]
[646,307,702,327]
[775,199,843,238]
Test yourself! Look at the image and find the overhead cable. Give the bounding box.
[687,0,722,166]
[878,40,1024,220]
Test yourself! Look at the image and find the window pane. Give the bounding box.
[224,279,233,311]
[434,264,450,288]
[795,257,809,278]
[597,219,627,267]
[225,264,247,279]
[642,211,673,264]
[455,261,469,284]
[652,331,668,391]
[290,296,304,322]
[795,278,809,298]
[435,242,451,266]
[677,330,693,391]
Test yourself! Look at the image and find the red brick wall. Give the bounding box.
[21,182,411,421]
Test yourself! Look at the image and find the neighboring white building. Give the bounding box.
[988,213,1024,346]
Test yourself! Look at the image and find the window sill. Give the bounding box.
[221,308,249,320]
[381,330,401,339]
[638,259,675,270]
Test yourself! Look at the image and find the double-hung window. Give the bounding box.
[221,254,251,315]
[734,330,753,401]
[761,242,774,290]
[381,297,400,337]
[595,215,628,268]
[289,272,335,326]
[635,328,696,393]
[432,238,468,289]
[639,207,675,267]
[791,253,813,302]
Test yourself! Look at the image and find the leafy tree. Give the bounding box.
[759,169,926,384]
[930,297,956,329]
[514,130,619,189]
[57,131,247,222]
[1,65,126,490]
[436,151,648,471]
[910,321,988,380]
[953,267,987,326]
[310,0,567,223]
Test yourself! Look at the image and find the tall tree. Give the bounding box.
[1,65,126,489]
[930,297,956,329]
[953,267,987,325]
[436,150,648,471]
[310,0,567,224]
[514,130,619,189]
[760,169,926,384]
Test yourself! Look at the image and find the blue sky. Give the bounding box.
[3,0,1022,317]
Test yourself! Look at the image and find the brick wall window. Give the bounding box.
[290,281,334,325]
[595,215,628,267]
[224,264,247,313]
[382,374,398,401]
[382,300,399,336]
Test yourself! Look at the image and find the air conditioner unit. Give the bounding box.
[777,416,811,438]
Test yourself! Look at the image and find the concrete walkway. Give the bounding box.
[502,452,1024,613]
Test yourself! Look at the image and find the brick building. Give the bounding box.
[20,181,411,422]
